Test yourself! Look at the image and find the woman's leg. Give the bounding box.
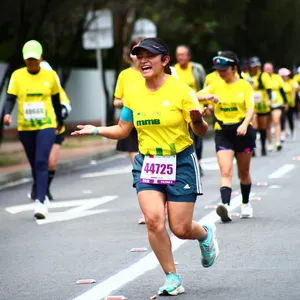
[257,114,269,155]
[271,109,282,150]
[19,131,37,182]
[35,128,56,203]
[216,149,235,204]
[236,152,253,218]
[138,190,175,273]
[215,149,235,222]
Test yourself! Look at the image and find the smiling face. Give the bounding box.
[136,49,169,79]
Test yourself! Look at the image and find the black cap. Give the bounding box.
[131,39,169,56]
[249,56,261,67]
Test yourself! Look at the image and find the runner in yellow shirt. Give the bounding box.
[197,51,255,222]
[174,45,206,176]
[248,56,272,156]
[263,62,288,150]
[71,37,219,296]
[113,37,146,224]
[278,68,298,140]
[2,40,63,219]
[27,60,72,201]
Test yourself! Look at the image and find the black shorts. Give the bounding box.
[215,125,256,153]
[116,129,138,152]
[256,112,270,116]
[55,133,65,145]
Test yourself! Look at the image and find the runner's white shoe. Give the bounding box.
[240,203,253,218]
[34,200,48,219]
[216,203,232,222]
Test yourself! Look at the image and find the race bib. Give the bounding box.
[253,92,262,104]
[271,91,277,103]
[24,102,45,120]
[140,155,176,185]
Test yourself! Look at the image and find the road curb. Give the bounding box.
[0,148,118,187]
[0,129,214,187]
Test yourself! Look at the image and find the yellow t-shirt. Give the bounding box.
[204,71,222,87]
[293,74,300,85]
[269,73,285,107]
[250,72,272,113]
[114,67,144,99]
[124,76,201,155]
[198,79,254,130]
[7,67,61,131]
[174,62,197,91]
[282,79,298,107]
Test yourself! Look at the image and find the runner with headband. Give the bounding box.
[197,51,255,222]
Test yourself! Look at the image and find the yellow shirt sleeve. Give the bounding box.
[7,71,18,95]
[182,90,201,123]
[114,72,125,99]
[51,71,61,95]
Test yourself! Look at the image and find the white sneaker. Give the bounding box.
[44,198,51,208]
[34,200,48,219]
[216,203,232,222]
[240,203,253,218]
[267,143,274,152]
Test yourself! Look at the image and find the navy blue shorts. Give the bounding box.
[132,146,203,202]
[55,133,65,145]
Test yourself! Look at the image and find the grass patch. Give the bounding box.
[0,157,22,166]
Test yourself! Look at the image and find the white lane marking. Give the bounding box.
[201,157,236,171]
[5,196,118,224]
[81,165,132,178]
[74,153,128,171]
[268,164,296,179]
[0,178,31,191]
[73,193,253,300]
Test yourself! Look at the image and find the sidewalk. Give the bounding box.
[0,127,214,186]
[0,135,117,186]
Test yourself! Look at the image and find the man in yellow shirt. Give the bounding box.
[174,45,206,175]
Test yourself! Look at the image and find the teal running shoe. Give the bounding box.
[199,224,219,268]
[158,273,185,296]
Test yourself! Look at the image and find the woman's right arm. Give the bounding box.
[3,94,17,126]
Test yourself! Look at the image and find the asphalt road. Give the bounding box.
[1,130,300,300]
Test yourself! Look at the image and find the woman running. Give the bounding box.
[72,37,219,296]
[197,51,256,222]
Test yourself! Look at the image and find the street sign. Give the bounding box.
[82,9,114,50]
[131,18,157,40]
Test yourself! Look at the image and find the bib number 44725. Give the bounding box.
[140,155,176,185]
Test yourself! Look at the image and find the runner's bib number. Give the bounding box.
[140,155,176,185]
[24,102,45,120]
[253,92,262,104]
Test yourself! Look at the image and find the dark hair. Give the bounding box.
[218,50,243,78]
[129,37,144,51]
[140,37,172,75]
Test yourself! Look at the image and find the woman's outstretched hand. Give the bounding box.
[71,125,97,136]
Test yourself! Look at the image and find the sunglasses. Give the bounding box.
[213,56,235,66]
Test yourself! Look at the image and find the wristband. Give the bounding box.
[91,126,99,136]
[192,118,203,125]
